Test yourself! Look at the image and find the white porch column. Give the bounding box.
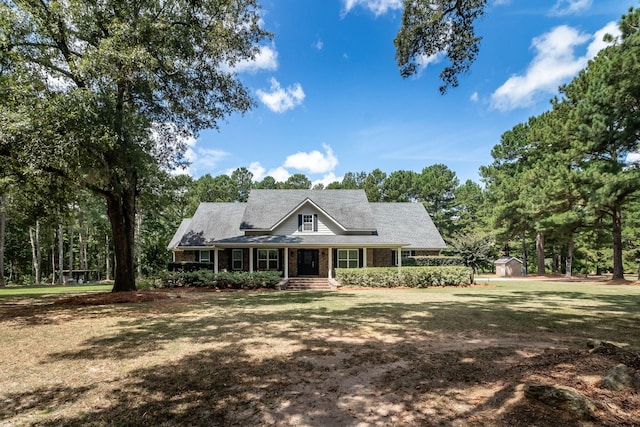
[362,247,367,268]
[214,248,219,274]
[249,247,254,273]
[328,247,333,279]
[397,247,403,283]
[284,247,289,279]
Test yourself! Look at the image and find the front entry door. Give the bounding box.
[297,249,319,276]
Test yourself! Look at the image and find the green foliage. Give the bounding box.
[395,0,487,93]
[409,256,464,267]
[336,266,472,288]
[159,270,281,289]
[447,232,497,273]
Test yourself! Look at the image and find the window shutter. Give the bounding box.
[313,214,318,232]
[391,250,396,266]
[298,215,303,231]
[359,249,364,268]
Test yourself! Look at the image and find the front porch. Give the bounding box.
[170,246,419,279]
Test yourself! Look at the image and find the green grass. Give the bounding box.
[1,279,639,426]
[0,284,113,299]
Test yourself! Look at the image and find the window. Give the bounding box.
[337,249,359,268]
[199,250,210,263]
[303,214,314,231]
[395,250,415,266]
[258,249,279,270]
[298,214,317,232]
[232,249,243,271]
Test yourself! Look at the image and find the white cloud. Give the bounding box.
[627,151,640,166]
[549,0,592,16]
[267,166,291,182]
[490,23,618,111]
[416,51,446,74]
[257,77,305,113]
[470,92,479,102]
[314,39,324,50]
[248,162,266,181]
[342,0,403,16]
[230,44,278,74]
[587,21,619,59]
[283,143,338,174]
[312,172,343,188]
[493,0,511,5]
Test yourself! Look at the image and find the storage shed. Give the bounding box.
[494,256,523,277]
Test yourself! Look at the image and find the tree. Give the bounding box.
[363,168,387,202]
[231,167,254,202]
[282,174,311,190]
[382,170,418,202]
[415,164,459,238]
[452,179,486,234]
[395,0,487,93]
[557,9,640,279]
[1,0,270,291]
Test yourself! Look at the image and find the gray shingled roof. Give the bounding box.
[240,189,376,231]
[171,203,245,247]
[168,190,447,250]
[370,203,447,249]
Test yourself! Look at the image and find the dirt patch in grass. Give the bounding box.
[1,284,639,426]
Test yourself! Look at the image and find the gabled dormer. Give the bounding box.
[240,190,377,236]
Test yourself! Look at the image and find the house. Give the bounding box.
[494,256,523,277]
[167,189,447,280]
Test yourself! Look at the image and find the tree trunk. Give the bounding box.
[58,223,64,284]
[106,186,137,292]
[68,222,74,282]
[0,194,5,287]
[29,220,41,285]
[521,232,528,276]
[536,232,545,275]
[565,236,574,278]
[136,209,143,280]
[611,204,624,280]
[105,234,111,281]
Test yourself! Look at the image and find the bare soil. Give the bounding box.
[0,285,639,426]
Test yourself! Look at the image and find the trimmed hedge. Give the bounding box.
[159,270,282,289]
[335,266,472,288]
[408,256,464,267]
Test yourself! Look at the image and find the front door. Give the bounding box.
[297,249,319,276]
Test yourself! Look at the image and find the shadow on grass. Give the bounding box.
[28,331,639,426]
[4,288,640,425]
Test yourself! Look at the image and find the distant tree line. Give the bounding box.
[2,4,639,288]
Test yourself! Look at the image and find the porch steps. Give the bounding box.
[286,277,333,291]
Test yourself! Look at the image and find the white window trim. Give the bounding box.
[199,250,210,263]
[258,249,279,270]
[395,250,415,266]
[232,249,243,271]
[337,249,359,269]
[302,214,314,232]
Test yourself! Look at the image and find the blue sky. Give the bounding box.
[178,0,636,186]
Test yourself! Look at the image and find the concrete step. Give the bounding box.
[286,278,333,291]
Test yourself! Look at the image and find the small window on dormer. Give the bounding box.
[303,214,314,231]
[298,214,317,232]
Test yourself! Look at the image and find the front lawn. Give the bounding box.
[1,278,639,426]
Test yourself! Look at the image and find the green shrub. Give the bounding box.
[409,256,464,267]
[159,270,282,289]
[335,266,472,288]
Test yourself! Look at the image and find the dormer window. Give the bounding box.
[298,214,318,232]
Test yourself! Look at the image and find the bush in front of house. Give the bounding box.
[158,270,282,289]
[335,266,472,288]
[408,256,464,267]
